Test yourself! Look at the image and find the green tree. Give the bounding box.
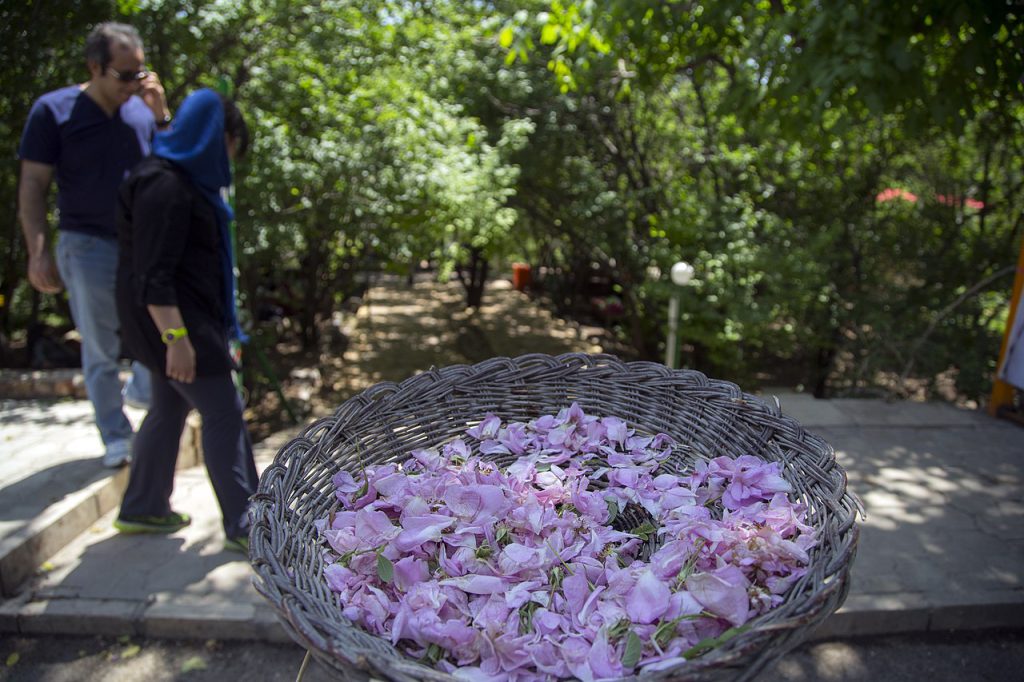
[4,0,1021,406]
[498,0,1023,398]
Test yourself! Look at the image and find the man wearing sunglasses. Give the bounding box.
[17,22,172,468]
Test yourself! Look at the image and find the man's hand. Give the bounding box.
[139,71,171,124]
[18,159,63,294]
[27,250,63,294]
[165,337,197,383]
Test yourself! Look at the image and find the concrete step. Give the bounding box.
[0,426,300,641]
[0,369,86,400]
[0,399,203,597]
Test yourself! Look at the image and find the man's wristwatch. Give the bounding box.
[157,114,172,129]
[161,327,188,345]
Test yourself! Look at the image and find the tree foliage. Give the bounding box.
[501,0,1023,398]
[1,0,1020,402]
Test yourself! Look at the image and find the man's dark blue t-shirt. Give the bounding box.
[18,86,155,239]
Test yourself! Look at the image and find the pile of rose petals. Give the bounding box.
[316,404,816,681]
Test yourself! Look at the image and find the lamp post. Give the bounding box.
[665,261,694,369]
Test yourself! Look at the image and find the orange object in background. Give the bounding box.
[512,263,532,291]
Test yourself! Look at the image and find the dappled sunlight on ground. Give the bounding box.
[759,630,1024,682]
[767,641,868,680]
[469,286,603,359]
[315,275,603,414]
[248,274,626,432]
[811,641,870,680]
[181,562,256,594]
[823,420,1024,604]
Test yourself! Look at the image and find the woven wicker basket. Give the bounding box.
[250,353,860,682]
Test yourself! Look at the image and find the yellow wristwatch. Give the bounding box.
[161,327,188,345]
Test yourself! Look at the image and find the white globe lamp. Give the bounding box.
[671,261,694,286]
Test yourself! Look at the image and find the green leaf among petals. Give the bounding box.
[621,630,643,668]
[376,553,394,583]
[605,499,618,525]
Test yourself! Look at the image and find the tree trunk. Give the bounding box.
[456,246,489,308]
[298,214,325,349]
[812,327,843,398]
[24,289,40,369]
[1,215,20,338]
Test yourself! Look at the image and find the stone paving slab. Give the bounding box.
[0,399,135,507]
[759,388,982,429]
[0,399,144,597]
[0,369,86,400]
[0,399,202,596]
[0,467,128,598]
[0,437,294,642]
[807,419,1024,638]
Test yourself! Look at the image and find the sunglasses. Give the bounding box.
[107,66,149,83]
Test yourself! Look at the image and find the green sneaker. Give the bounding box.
[223,536,249,554]
[113,511,191,534]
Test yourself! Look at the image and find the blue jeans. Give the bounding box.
[56,230,151,446]
[123,360,151,407]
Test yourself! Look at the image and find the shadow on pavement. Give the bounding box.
[0,458,110,522]
[34,530,245,604]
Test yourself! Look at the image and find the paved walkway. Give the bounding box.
[0,276,1021,663]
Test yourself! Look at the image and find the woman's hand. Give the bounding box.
[165,337,197,383]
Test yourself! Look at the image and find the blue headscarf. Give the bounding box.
[152,88,247,342]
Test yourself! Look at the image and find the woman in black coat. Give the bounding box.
[113,88,256,552]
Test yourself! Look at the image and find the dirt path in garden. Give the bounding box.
[311,274,606,416]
